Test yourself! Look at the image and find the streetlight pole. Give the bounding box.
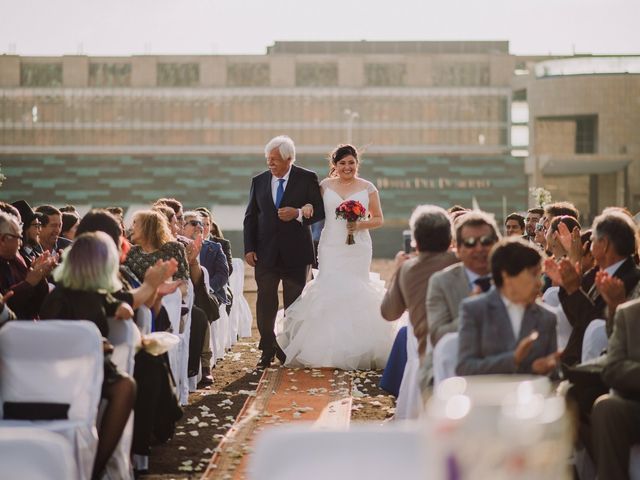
[344,109,359,144]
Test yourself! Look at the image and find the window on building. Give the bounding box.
[157,63,200,87]
[433,63,490,87]
[364,63,406,87]
[20,63,63,87]
[89,63,132,87]
[295,63,338,87]
[227,63,270,87]
[575,116,597,154]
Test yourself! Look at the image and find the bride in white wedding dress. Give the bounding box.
[276,144,398,370]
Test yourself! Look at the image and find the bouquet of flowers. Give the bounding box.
[335,200,367,245]
[530,187,552,208]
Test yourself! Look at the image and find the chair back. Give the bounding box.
[582,319,607,363]
[432,332,459,386]
[0,320,103,421]
[0,427,78,480]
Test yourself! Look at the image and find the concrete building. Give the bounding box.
[520,56,640,220]
[2,42,636,252]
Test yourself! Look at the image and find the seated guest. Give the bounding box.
[535,202,580,251]
[153,204,181,239]
[457,238,559,376]
[0,212,55,319]
[125,210,190,284]
[60,211,80,242]
[504,212,525,237]
[591,297,640,480]
[523,207,544,242]
[11,200,44,267]
[35,204,71,253]
[427,211,501,347]
[381,205,457,358]
[40,232,136,479]
[545,210,640,365]
[196,207,233,276]
[545,216,581,260]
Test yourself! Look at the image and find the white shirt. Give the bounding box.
[271,167,303,222]
[604,258,626,277]
[500,293,526,339]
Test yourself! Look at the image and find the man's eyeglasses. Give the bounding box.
[461,235,496,248]
[187,220,203,228]
[2,233,22,241]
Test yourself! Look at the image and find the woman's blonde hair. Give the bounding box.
[133,209,172,249]
[53,231,122,292]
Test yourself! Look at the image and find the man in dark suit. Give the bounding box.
[457,238,559,376]
[545,210,640,365]
[244,136,324,367]
[592,297,640,480]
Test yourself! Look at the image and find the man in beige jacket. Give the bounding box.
[381,205,457,358]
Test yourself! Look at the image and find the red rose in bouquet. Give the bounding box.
[335,200,367,245]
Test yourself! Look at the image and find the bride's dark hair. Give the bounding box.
[328,144,359,178]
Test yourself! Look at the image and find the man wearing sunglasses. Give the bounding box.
[427,211,501,348]
[0,212,55,319]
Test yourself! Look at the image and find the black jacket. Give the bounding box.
[243,165,324,269]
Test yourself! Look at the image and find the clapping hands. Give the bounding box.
[595,270,626,312]
[544,257,581,293]
[25,251,57,286]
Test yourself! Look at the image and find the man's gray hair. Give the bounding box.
[0,211,20,234]
[454,210,501,245]
[183,210,203,222]
[409,205,451,252]
[265,135,296,163]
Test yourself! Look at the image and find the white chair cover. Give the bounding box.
[432,332,459,386]
[542,286,573,350]
[162,280,193,405]
[135,305,152,336]
[582,319,607,363]
[208,264,229,362]
[230,258,253,338]
[100,318,140,480]
[394,319,423,420]
[248,424,426,480]
[0,320,103,480]
[0,427,78,480]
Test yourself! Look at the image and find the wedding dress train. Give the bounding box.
[276,185,398,370]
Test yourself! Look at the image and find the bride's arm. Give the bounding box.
[355,190,384,231]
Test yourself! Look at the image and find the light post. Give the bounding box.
[344,109,359,144]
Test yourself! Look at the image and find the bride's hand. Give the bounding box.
[301,204,313,219]
[346,221,361,234]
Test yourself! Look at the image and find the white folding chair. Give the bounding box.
[208,264,229,362]
[99,318,140,480]
[395,320,423,420]
[432,332,459,386]
[0,320,103,480]
[230,258,253,338]
[162,285,192,405]
[582,319,607,363]
[542,286,572,350]
[248,424,426,480]
[0,427,78,480]
[135,305,152,336]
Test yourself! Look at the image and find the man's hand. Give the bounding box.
[186,234,203,265]
[245,252,257,267]
[514,330,538,366]
[595,271,626,312]
[301,204,314,219]
[544,257,581,293]
[277,207,299,222]
[531,351,561,375]
[25,252,57,286]
[557,223,582,268]
[393,250,410,270]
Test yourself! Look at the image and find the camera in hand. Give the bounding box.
[402,230,413,254]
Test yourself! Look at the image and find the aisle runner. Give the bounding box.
[203,367,352,479]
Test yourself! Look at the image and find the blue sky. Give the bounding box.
[1,0,638,56]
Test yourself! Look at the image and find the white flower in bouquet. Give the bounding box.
[530,187,552,208]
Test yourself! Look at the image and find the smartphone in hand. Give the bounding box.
[402,230,413,254]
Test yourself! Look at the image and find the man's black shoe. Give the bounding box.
[275,345,286,364]
[257,353,273,368]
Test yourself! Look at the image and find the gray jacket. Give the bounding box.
[456,288,557,376]
[427,262,471,347]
